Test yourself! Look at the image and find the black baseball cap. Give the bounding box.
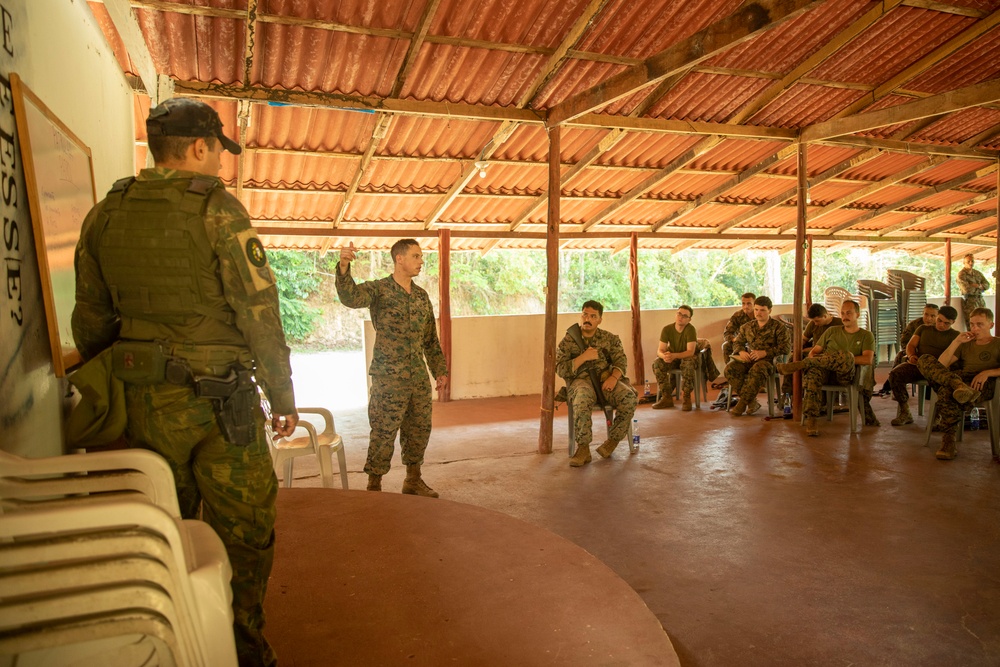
[146,98,242,154]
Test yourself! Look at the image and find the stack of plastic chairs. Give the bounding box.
[886,269,927,336]
[857,280,899,363]
[0,450,238,666]
[824,286,870,331]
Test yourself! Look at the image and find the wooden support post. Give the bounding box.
[792,144,807,419]
[805,234,813,308]
[995,159,999,318]
[945,238,952,307]
[538,126,561,455]
[437,228,452,403]
[629,233,644,387]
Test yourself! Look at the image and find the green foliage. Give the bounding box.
[268,250,321,342]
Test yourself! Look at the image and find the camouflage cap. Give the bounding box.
[146,98,242,154]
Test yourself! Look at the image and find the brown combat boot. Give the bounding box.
[952,382,981,405]
[401,464,439,498]
[569,443,592,467]
[681,393,693,411]
[596,438,620,458]
[776,360,807,375]
[746,399,762,415]
[652,393,674,409]
[367,474,382,491]
[891,402,913,426]
[731,398,747,416]
[936,433,958,460]
[804,416,819,436]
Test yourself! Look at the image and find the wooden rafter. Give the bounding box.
[809,158,946,222]
[546,0,823,126]
[390,0,443,98]
[335,114,393,232]
[963,217,999,238]
[923,209,997,236]
[670,239,700,254]
[877,191,997,236]
[106,0,159,101]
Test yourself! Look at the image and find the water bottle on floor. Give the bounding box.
[644,380,651,398]
[783,394,792,420]
[970,407,980,431]
[632,418,640,450]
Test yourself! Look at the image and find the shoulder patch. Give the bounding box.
[234,228,276,293]
[246,237,268,267]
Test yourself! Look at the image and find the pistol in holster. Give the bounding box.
[193,366,258,447]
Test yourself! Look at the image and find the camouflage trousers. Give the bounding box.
[962,294,985,330]
[568,377,637,447]
[725,358,776,403]
[367,371,433,476]
[916,354,996,435]
[125,383,278,667]
[888,361,926,404]
[653,357,696,395]
[800,351,856,418]
[697,338,721,382]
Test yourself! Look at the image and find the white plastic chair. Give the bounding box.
[800,365,870,434]
[0,501,237,667]
[923,385,1000,458]
[565,384,638,456]
[266,407,348,489]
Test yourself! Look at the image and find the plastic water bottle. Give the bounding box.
[970,407,980,431]
[632,418,640,449]
[644,380,651,398]
[783,394,792,420]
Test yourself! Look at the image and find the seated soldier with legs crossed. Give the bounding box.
[888,305,959,426]
[725,296,791,416]
[917,307,1000,461]
[652,305,698,411]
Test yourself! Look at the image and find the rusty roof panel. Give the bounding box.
[346,194,437,222]
[647,172,737,200]
[908,107,1000,145]
[251,106,380,153]
[901,159,994,186]
[246,191,344,222]
[89,2,135,77]
[853,210,913,233]
[135,9,245,84]
[809,181,870,204]
[381,115,502,158]
[463,162,550,194]
[439,196,527,224]
[716,176,797,204]
[911,189,989,211]
[601,199,677,225]
[965,172,1000,189]
[400,43,546,106]
[688,139,788,171]
[750,83,865,128]
[262,0,425,31]
[906,26,1000,94]
[648,72,773,123]
[598,133,705,167]
[810,7,973,84]
[838,153,934,181]
[362,160,462,193]
[764,145,864,176]
[852,184,927,208]
[808,207,868,231]
[244,152,357,190]
[491,126,607,162]
[566,168,660,198]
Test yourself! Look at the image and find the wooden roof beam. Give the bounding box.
[546,0,823,126]
[390,0,443,98]
[808,158,946,222]
[105,0,160,101]
[923,209,997,236]
[876,191,997,235]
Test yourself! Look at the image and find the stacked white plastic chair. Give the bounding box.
[265,407,349,489]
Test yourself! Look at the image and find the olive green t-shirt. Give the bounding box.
[954,336,1000,374]
[660,323,697,354]
[912,325,960,358]
[816,326,875,356]
[804,316,842,345]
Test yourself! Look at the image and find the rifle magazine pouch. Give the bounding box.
[111,341,168,384]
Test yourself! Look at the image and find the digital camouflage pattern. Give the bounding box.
[722,309,753,358]
[336,268,447,475]
[958,266,989,330]
[888,361,926,404]
[557,328,634,446]
[72,167,292,667]
[800,351,857,418]
[725,319,791,404]
[653,356,696,395]
[917,354,996,435]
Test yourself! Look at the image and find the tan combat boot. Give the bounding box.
[569,443,592,467]
[953,382,981,405]
[596,438,619,458]
[401,464,439,498]
[936,433,958,460]
[746,399,761,415]
[367,474,382,491]
[804,416,819,436]
[652,393,674,409]
[731,398,747,416]
[775,360,807,375]
[682,393,693,411]
[891,402,913,426]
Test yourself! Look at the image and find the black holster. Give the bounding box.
[193,367,258,446]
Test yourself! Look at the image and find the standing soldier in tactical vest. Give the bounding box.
[72,98,296,667]
[958,254,990,331]
[337,239,448,496]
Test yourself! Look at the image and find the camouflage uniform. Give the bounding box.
[781,316,842,396]
[957,266,989,330]
[917,338,1000,435]
[724,318,791,405]
[557,329,636,448]
[697,338,721,383]
[72,168,292,667]
[336,270,448,476]
[800,327,875,418]
[652,323,697,397]
[722,309,753,360]
[888,325,959,404]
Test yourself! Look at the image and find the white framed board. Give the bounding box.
[12,72,96,377]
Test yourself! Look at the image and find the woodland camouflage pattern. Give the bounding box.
[725,319,791,404]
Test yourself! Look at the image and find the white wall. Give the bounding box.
[0,0,134,455]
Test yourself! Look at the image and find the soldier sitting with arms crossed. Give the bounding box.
[777,300,874,437]
[916,307,1000,460]
[725,296,791,416]
[651,305,698,411]
[557,301,637,467]
[887,305,959,427]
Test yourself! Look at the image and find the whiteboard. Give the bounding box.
[12,73,95,377]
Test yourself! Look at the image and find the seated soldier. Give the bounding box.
[917,307,1000,461]
[724,296,791,416]
[722,292,755,362]
[556,300,637,467]
[888,305,959,426]
[776,300,875,437]
[652,305,697,411]
[877,304,939,396]
[780,303,842,397]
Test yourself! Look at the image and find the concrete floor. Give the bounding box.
[276,371,1000,666]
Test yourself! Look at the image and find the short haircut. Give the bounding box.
[390,238,419,262]
[924,303,939,311]
[148,134,217,163]
[807,303,828,318]
[842,300,861,314]
[939,305,958,321]
[741,292,756,301]
[970,307,994,322]
[754,296,772,309]
[678,304,693,317]
[582,300,604,316]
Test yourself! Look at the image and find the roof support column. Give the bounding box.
[629,233,644,387]
[945,238,952,307]
[538,126,561,455]
[792,143,808,419]
[437,228,452,403]
[806,234,813,309]
[995,160,1000,318]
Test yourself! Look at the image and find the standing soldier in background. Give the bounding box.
[958,254,989,331]
[72,98,296,667]
[722,292,756,361]
[725,296,791,416]
[337,239,448,496]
